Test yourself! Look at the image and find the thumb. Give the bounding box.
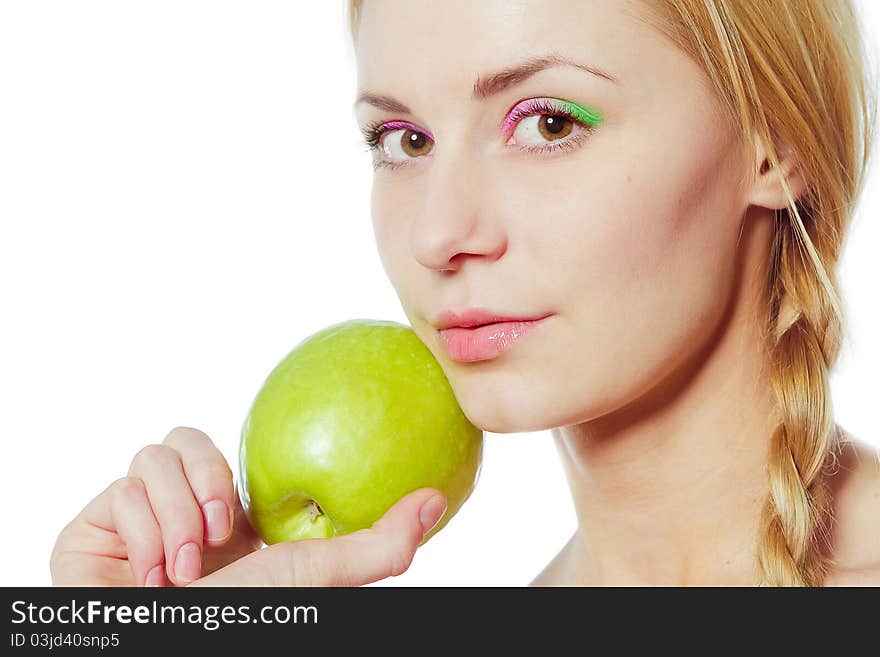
[188,487,447,587]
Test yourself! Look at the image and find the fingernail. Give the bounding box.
[419,494,447,535]
[174,542,201,583]
[202,500,231,542]
[145,564,165,587]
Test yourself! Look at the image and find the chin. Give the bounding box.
[453,387,566,434]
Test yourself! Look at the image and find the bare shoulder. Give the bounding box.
[530,546,567,587]
[822,429,880,586]
[530,533,577,586]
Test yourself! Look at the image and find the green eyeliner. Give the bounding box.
[502,97,604,135]
[555,99,604,126]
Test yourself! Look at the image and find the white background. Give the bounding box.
[1,1,878,587]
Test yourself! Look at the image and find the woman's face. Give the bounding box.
[353,0,753,433]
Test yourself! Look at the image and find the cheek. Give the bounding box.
[370,184,435,333]
[370,187,410,291]
[528,130,746,419]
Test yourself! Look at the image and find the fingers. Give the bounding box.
[56,426,235,588]
[128,442,204,586]
[58,476,169,586]
[189,488,447,587]
[162,427,235,546]
[338,488,448,578]
[107,477,167,587]
[124,427,234,586]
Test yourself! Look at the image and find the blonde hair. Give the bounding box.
[344,0,878,586]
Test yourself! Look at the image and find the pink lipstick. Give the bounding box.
[433,308,554,362]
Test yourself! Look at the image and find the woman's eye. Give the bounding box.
[506,113,578,147]
[502,98,602,155]
[377,128,434,165]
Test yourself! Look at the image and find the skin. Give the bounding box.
[352,0,880,585]
[51,0,878,587]
[51,426,448,586]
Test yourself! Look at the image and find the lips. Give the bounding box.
[436,314,554,362]
[433,307,552,330]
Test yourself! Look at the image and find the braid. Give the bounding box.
[755,208,845,586]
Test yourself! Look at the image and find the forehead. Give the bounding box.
[354,0,673,92]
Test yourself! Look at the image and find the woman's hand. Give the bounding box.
[50,426,447,586]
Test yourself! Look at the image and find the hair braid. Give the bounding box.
[755,206,845,586]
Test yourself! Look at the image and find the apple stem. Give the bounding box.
[308,500,324,522]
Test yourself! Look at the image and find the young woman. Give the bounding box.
[52,0,879,587]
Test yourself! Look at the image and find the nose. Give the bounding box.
[409,144,508,273]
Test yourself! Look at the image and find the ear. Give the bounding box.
[747,129,808,210]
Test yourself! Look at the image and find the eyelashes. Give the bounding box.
[360,97,603,171]
[500,97,603,137]
[359,120,419,151]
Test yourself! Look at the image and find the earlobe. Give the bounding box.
[748,131,808,210]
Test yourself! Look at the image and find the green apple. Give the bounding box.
[238,318,483,546]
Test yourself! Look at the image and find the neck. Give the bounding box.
[552,210,778,586]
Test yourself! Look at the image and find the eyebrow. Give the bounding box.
[353,53,618,113]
